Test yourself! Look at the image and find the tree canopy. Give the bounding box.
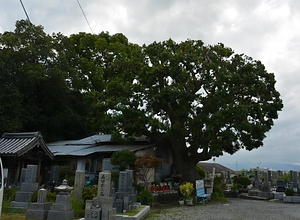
[0,20,283,181]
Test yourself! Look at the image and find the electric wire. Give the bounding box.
[19,0,31,22]
[76,0,94,34]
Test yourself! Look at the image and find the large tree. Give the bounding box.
[1,21,283,182]
[0,20,91,141]
[102,39,283,182]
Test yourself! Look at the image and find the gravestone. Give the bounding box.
[291,171,299,190]
[253,169,260,189]
[277,170,283,177]
[71,170,85,200]
[225,170,232,184]
[20,168,27,183]
[205,171,211,178]
[26,188,52,220]
[205,168,215,194]
[261,172,271,192]
[11,165,39,210]
[258,172,273,199]
[47,179,74,220]
[267,170,273,186]
[113,170,137,213]
[85,171,116,220]
[221,171,226,184]
[47,165,60,192]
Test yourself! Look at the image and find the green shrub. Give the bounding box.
[196,166,205,179]
[233,175,251,189]
[285,188,294,196]
[3,188,17,201]
[46,191,56,203]
[231,183,243,191]
[71,198,85,218]
[137,190,153,205]
[31,191,38,202]
[82,186,98,202]
[211,176,227,202]
[133,182,144,193]
[110,149,136,171]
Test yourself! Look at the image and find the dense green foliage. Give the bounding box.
[0,20,283,182]
[196,165,206,179]
[0,20,91,141]
[233,175,252,189]
[110,149,136,171]
[211,176,227,202]
[82,186,98,201]
[137,190,154,205]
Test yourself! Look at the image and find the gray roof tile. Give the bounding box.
[0,132,53,159]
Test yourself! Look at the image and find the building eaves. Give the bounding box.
[0,132,54,159]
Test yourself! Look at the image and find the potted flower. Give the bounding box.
[179,182,194,205]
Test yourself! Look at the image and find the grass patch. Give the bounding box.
[144,203,183,219]
[0,214,26,220]
[119,205,146,216]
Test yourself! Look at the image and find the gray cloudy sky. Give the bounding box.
[1,0,300,171]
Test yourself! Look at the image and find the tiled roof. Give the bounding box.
[47,134,153,156]
[198,162,234,173]
[48,143,153,156]
[0,132,53,159]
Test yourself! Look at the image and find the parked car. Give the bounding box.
[276,180,286,192]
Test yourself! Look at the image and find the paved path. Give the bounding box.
[146,198,300,220]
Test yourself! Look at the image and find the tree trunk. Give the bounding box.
[173,153,198,183]
[170,137,198,183]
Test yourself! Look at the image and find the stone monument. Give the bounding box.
[11,164,39,210]
[290,170,299,190]
[225,171,232,185]
[258,172,273,199]
[261,172,271,192]
[71,170,85,200]
[113,170,137,213]
[204,168,215,194]
[85,171,116,220]
[46,165,60,192]
[26,188,52,220]
[252,169,260,189]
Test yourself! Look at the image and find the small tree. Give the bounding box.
[196,166,206,179]
[110,150,136,171]
[134,154,161,189]
[233,175,252,189]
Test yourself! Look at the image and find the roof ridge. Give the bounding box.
[2,132,41,138]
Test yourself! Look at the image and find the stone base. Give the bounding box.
[274,192,284,200]
[21,182,39,192]
[85,207,102,220]
[14,191,34,203]
[11,201,30,209]
[26,203,52,220]
[47,210,74,220]
[258,192,274,199]
[248,190,259,196]
[283,195,300,203]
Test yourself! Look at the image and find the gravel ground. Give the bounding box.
[146,198,300,220]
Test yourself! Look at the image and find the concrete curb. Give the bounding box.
[116,206,150,220]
